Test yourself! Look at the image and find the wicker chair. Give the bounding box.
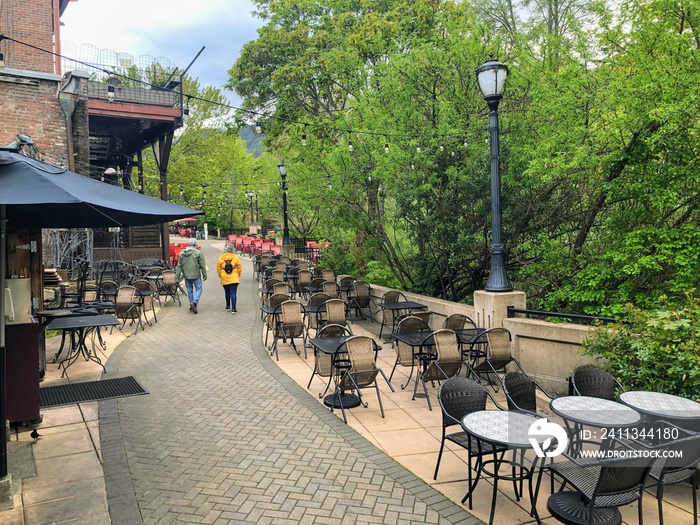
[547,441,656,525]
[157,269,181,307]
[434,377,506,509]
[307,323,353,398]
[467,328,526,391]
[501,371,553,416]
[98,279,118,303]
[334,335,394,423]
[321,280,339,298]
[389,315,431,386]
[321,269,336,282]
[270,300,307,360]
[569,364,625,400]
[322,298,347,328]
[348,280,372,320]
[379,290,407,339]
[305,292,332,346]
[115,285,143,333]
[336,275,355,302]
[443,313,484,362]
[294,269,313,298]
[264,292,289,349]
[412,329,464,411]
[133,278,158,326]
[641,422,700,525]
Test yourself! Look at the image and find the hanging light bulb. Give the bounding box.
[301,131,307,146]
[107,85,115,102]
[255,121,262,134]
[183,96,190,116]
[451,149,456,157]
[463,138,468,147]
[348,137,354,152]
[411,160,415,170]
[416,142,421,153]
[440,142,445,152]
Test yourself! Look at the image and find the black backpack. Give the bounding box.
[224,259,233,274]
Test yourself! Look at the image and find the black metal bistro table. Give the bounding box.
[378,300,427,336]
[619,391,700,432]
[46,313,120,376]
[549,396,642,454]
[461,410,551,525]
[308,336,382,410]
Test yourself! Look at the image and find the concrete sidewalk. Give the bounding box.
[1,238,696,524]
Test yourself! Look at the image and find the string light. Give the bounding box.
[440,142,445,152]
[348,133,354,152]
[255,121,262,134]
[301,126,307,146]
[384,140,389,154]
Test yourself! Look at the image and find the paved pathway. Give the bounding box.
[99,240,481,524]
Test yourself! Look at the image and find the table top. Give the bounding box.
[378,301,427,311]
[46,313,120,330]
[391,328,485,347]
[550,396,641,428]
[35,309,73,318]
[462,410,549,448]
[619,391,700,420]
[308,336,381,355]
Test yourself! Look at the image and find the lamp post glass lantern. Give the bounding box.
[245,190,255,226]
[476,58,512,292]
[277,163,291,245]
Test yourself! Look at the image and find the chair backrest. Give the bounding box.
[278,255,291,264]
[272,282,290,295]
[274,261,287,271]
[433,329,461,363]
[263,278,282,290]
[161,269,177,286]
[116,285,137,305]
[570,365,620,400]
[259,255,272,268]
[321,280,338,298]
[321,269,335,281]
[280,300,305,331]
[443,313,478,331]
[308,292,331,306]
[351,280,371,307]
[271,270,286,281]
[144,266,163,278]
[324,299,346,325]
[382,290,406,303]
[343,336,379,389]
[296,261,310,271]
[309,277,325,288]
[296,270,312,287]
[593,455,656,504]
[337,275,355,287]
[312,266,326,277]
[317,323,352,338]
[267,293,289,308]
[99,280,118,298]
[485,328,512,362]
[437,377,488,429]
[502,372,537,413]
[396,315,430,334]
[133,278,154,292]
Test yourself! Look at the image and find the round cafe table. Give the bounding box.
[619,391,700,431]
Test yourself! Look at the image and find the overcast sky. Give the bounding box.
[59,0,264,108]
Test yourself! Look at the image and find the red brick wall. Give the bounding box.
[0,0,58,74]
[0,78,68,163]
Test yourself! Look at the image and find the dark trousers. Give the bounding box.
[223,283,239,311]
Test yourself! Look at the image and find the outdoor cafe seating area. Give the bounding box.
[261,261,700,525]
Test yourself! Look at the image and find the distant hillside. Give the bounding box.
[240,127,265,158]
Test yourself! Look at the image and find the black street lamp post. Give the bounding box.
[476,58,513,292]
[278,163,291,245]
[245,190,255,226]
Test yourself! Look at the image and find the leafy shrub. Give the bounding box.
[582,291,700,400]
[363,260,401,289]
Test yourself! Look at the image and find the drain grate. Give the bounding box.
[40,376,148,408]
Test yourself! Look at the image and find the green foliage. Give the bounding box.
[362,260,401,289]
[582,292,700,400]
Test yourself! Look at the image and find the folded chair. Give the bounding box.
[333,335,394,423]
[413,329,464,411]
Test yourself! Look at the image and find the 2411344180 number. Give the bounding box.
[600,426,680,441]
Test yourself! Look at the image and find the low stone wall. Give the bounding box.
[366,284,599,394]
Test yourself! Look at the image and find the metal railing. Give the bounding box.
[507,306,619,324]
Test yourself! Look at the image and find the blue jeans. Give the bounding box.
[223,283,239,311]
[185,278,203,304]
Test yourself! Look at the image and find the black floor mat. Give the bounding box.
[40,376,148,408]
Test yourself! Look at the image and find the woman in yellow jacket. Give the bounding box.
[216,242,243,313]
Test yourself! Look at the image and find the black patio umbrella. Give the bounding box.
[0,149,203,478]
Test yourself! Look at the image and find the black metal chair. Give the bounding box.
[443,313,485,363]
[501,371,554,416]
[546,439,656,525]
[433,377,506,509]
[569,364,625,400]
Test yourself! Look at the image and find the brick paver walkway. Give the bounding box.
[98,241,481,525]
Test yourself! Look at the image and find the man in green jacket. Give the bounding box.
[175,238,207,313]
